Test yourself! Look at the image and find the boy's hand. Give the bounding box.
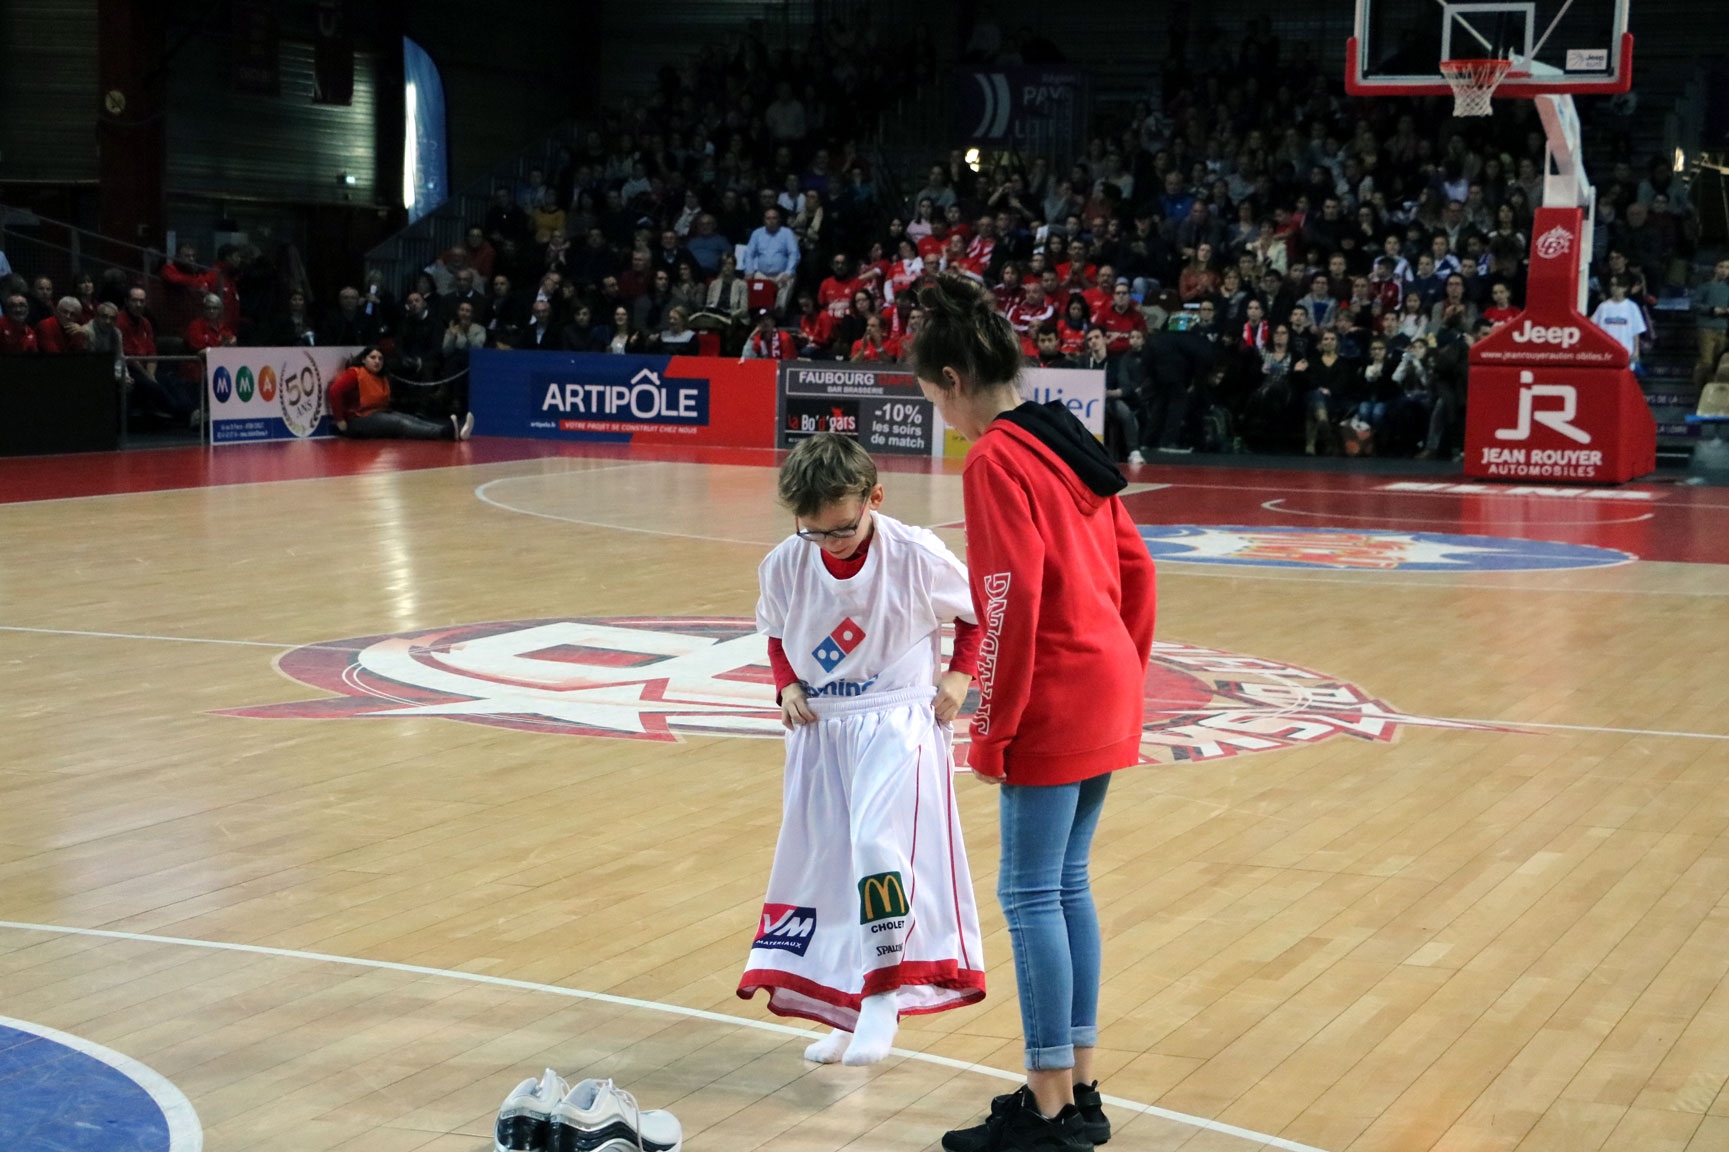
[780,683,817,729]
[934,671,971,723]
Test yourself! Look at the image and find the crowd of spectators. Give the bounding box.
[1,14,1718,456]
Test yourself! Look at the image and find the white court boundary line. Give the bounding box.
[475,464,978,548]
[0,450,708,508]
[0,1010,202,1152]
[1260,497,1657,527]
[0,921,1331,1152]
[4,622,1727,743]
[475,471,774,547]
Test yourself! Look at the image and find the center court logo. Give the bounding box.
[1140,526,1631,571]
[219,617,1507,765]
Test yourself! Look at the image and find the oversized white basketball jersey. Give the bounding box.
[755,513,975,699]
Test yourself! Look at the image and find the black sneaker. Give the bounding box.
[942,1088,1092,1151]
[1073,1081,1111,1144]
[941,1087,1020,1152]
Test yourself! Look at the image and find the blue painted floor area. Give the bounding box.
[0,1024,171,1152]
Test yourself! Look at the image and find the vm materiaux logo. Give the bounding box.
[754,904,817,956]
[1534,225,1573,259]
[218,617,1509,765]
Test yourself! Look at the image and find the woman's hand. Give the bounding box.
[934,670,971,722]
[780,683,817,729]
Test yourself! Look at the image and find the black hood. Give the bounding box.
[996,400,1127,497]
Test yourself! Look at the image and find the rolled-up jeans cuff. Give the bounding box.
[1024,1042,1075,1072]
[1070,1026,1098,1049]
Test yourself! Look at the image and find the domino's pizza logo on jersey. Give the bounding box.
[754,904,817,956]
[811,617,866,672]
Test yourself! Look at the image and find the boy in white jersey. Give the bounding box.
[738,433,987,1065]
[1590,274,1648,370]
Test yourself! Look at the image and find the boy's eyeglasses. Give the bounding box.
[796,506,866,542]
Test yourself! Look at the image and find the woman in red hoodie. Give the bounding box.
[912,274,1156,1152]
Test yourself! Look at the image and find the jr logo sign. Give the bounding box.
[1495,374,1591,445]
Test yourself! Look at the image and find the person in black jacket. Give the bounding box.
[393,291,443,382]
[317,287,382,347]
[1140,326,1213,453]
[562,304,610,353]
[520,299,565,350]
[1294,328,1359,455]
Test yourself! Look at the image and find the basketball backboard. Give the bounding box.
[1346,0,1632,98]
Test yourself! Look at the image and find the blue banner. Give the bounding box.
[402,37,448,223]
[468,350,778,448]
[950,67,1088,150]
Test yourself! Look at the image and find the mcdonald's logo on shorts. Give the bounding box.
[858,871,909,924]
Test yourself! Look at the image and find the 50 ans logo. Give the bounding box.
[277,350,325,438]
[221,617,1506,761]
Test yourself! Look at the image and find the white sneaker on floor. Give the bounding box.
[460,411,475,440]
[495,1068,569,1151]
[1127,450,1146,465]
[550,1079,682,1152]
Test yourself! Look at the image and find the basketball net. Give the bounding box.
[1439,58,1514,116]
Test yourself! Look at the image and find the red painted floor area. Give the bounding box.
[3,438,1726,565]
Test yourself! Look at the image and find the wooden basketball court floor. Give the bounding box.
[2,439,1728,1152]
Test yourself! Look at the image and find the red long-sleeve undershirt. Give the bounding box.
[765,532,980,693]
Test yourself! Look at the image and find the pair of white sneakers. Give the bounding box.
[494,1068,683,1152]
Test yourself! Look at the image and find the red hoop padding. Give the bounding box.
[1440,58,1514,115]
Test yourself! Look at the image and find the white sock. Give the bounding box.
[803,1027,850,1063]
[842,991,898,1065]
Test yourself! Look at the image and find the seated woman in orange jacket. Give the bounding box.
[327,346,472,440]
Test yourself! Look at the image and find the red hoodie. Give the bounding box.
[962,413,1156,784]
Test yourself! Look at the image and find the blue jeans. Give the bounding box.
[998,773,1111,1071]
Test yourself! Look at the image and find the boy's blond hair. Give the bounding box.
[777,432,879,518]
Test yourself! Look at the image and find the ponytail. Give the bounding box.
[909,273,1023,394]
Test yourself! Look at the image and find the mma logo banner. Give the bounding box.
[858,872,909,924]
[754,904,817,956]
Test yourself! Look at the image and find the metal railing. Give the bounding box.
[0,205,220,341]
[0,204,165,290]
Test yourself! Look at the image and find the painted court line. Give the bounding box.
[475,472,776,548]
[0,921,1330,1152]
[0,625,296,649]
[0,1012,202,1152]
[1432,717,1729,742]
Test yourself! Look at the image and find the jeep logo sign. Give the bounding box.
[1509,320,1582,348]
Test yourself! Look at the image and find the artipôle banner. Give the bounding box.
[469,350,778,449]
[206,345,355,444]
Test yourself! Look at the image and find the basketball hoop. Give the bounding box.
[1440,58,1514,116]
